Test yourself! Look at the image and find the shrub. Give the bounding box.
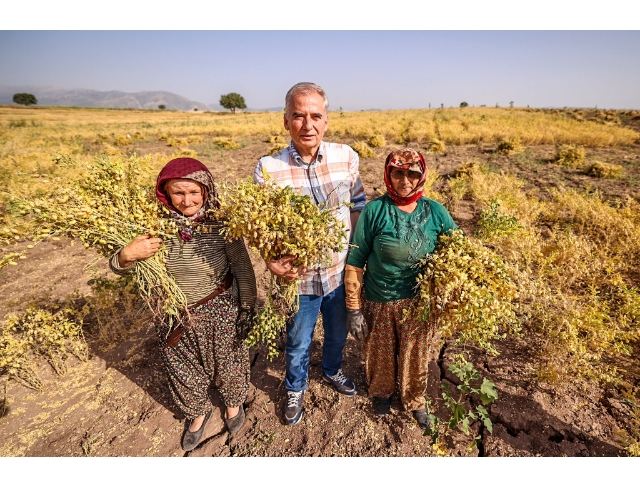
[367,134,386,148]
[495,137,524,155]
[266,135,286,144]
[213,137,241,150]
[166,137,189,147]
[268,143,289,155]
[173,149,197,158]
[113,135,132,147]
[585,161,624,179]
[351,141,376,159]
[555,144,586,167]
[427,138,446,154]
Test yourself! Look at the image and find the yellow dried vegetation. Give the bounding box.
[585,161,624,179]
[0,304,88,390]
[351,141,376,159]
[414,230,521,355]
[554,144,586,167]
[214,174,348,359]
[12,155,186,322]
[448,163,640,383]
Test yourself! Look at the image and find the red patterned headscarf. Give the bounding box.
[155,157,218,241]
[383,148,427,206]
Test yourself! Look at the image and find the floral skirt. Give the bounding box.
[361,297,436,411]
[156,289,250,419]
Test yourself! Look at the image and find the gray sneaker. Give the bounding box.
[322,368,357,396]
[284,390,304,425]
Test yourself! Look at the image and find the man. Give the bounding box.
[254,82,366,426]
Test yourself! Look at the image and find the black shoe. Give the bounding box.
[322,369,357,396]
[413,408,431,430]
[225,404,245,435]
[373,396,392,417]
[182,408,213,452]
[284,390,304,426]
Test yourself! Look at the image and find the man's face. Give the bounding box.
[283,92,328,156]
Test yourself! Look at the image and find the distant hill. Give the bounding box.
[0,84,210,111]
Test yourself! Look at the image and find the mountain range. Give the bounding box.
[0,84,270,111]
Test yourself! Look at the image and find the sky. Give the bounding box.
[1,29,639,110]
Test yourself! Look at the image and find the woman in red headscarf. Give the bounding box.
[344,148,459,429]
[110,157,256,451]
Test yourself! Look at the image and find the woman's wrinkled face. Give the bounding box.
[389,168,421,198]
[165,179,204,217]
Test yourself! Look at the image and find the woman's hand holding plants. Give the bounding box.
[118,234,163,268]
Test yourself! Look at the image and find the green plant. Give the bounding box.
[13,93,37,106]
[219,93,247,114]
[158,105,166,110]
[425,356,498,455]
[460,102,468,108]
[475,199,524,240]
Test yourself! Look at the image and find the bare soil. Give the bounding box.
[2,133,639,457]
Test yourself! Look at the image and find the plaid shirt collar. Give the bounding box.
[289,140,325,166]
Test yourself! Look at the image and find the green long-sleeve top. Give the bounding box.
[346,194,458,303]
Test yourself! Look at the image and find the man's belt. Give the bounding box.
[165,269,234,348]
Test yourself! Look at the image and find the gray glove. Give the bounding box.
[347,309,369,341]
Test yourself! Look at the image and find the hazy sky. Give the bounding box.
[1,30,639,110]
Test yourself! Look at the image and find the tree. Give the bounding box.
[158,104,166,110]
[509,101,514,108]
[460,101,469,108]
[219,93,246,114]
[13,93,37,106]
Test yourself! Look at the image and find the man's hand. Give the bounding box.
[118,234,163,268]
[266,255,307,283]
[347,309,368,341]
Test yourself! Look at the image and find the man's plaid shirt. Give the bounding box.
[254,140,366,296]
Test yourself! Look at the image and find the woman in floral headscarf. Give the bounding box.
[345,148,458,429]
[110,157,256,451]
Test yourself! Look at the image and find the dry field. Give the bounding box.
[1,105,640,457]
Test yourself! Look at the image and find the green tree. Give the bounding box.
[219,93,247,114]
[158,104,166,110]
[13,93,38,106]
[460,101,469,108]
[509,101,514,108]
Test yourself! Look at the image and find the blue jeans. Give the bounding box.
[285,284,348,392]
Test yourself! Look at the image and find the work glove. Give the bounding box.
[236,307,256,341]
[347,309,369,341]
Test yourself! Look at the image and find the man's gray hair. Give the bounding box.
[285,82,329,114]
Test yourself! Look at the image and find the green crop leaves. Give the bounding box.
[425,356,498,455]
